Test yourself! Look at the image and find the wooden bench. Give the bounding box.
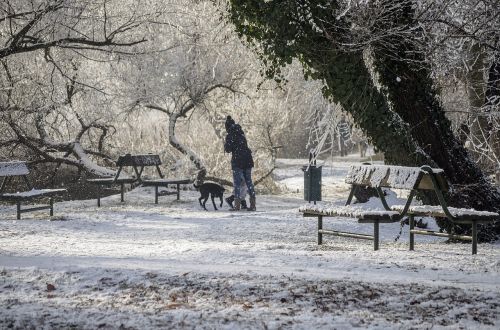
[142,178,192,204]
[0,161,66,219]
[390,166,499,255]
[299,164,499,254]
[87,154,163,206]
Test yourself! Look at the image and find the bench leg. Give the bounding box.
[50,198,54,216]
[120,183,124,203]
[97,185,101,207]
[374,220,379,251]
[16,201,21,220]
[409,215,415,251]
[155,186,159,204]
[472,220,477,255]
[177,183,180,200]
[318,215,323,245]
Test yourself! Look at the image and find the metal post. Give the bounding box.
[318,215,323,245]
[409,215,415,251]
[374,221,379,251]
[120,183,124,202]
[472,221,477,255]
[155,186,158,204]
[50,198,53,216]
[308,151,312,203]
[309,167,312,203]
[313,156,316,206]
[16,201,21,220]
[176,183,180,200]
[97,185,101,207]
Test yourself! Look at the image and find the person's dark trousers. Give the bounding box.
[232,167,256,211]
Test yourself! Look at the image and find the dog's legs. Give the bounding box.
[219,194,223,207]
[199,196,208,211]
[211,194,218,210]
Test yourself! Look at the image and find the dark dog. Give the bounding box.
[194,182,225,210]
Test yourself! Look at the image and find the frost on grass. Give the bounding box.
[1,268,499,329]
[1,161,499,329]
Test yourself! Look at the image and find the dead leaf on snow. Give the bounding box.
[165,303,184,309]
[242,302,253,310]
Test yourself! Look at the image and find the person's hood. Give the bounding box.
[228,123,243,135]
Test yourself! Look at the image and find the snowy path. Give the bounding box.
[1,160,499,329]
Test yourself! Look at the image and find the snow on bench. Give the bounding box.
[0,161,30,176]
[345,164,446,190]
[1,188,67,200]
[299,204,400,222]
[390,205,499,222]
[116,154,162,167]
[0,161,66,219]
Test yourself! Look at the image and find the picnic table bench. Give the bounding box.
[0,161,66,219]
[142,178,192,204]
[299,164,499,254]
[87,154,190,206]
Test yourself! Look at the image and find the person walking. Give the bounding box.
[224,116,256,211]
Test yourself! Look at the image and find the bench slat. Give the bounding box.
[0,161,30,176]
[345,165,448,190]
[116,154,161,167]
[142,178,191,186]
[391,205,499,222]
[318,229,374,240]
[410,229,473,241]
[87,177,136,184]
[0,188,66,201]
[299,205,401,222]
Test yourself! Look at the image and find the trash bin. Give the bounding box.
[302,164,322,203]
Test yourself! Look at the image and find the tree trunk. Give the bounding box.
[369,3,500,239]
[305,49,428,166]
[227,0,500,240]
[168,111,207,183]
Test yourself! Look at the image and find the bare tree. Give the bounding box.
[0,0,166,175]
[124,2,291,185]
[416,0,500,183]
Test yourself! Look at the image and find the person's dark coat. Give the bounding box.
[224,123,254,169]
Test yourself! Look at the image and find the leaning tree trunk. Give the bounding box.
[227,0,500,239]
[369,3,500,240]
[168,111,207,184]
[301,44,429,167]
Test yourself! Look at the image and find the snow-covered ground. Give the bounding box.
[1,158,499,329]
